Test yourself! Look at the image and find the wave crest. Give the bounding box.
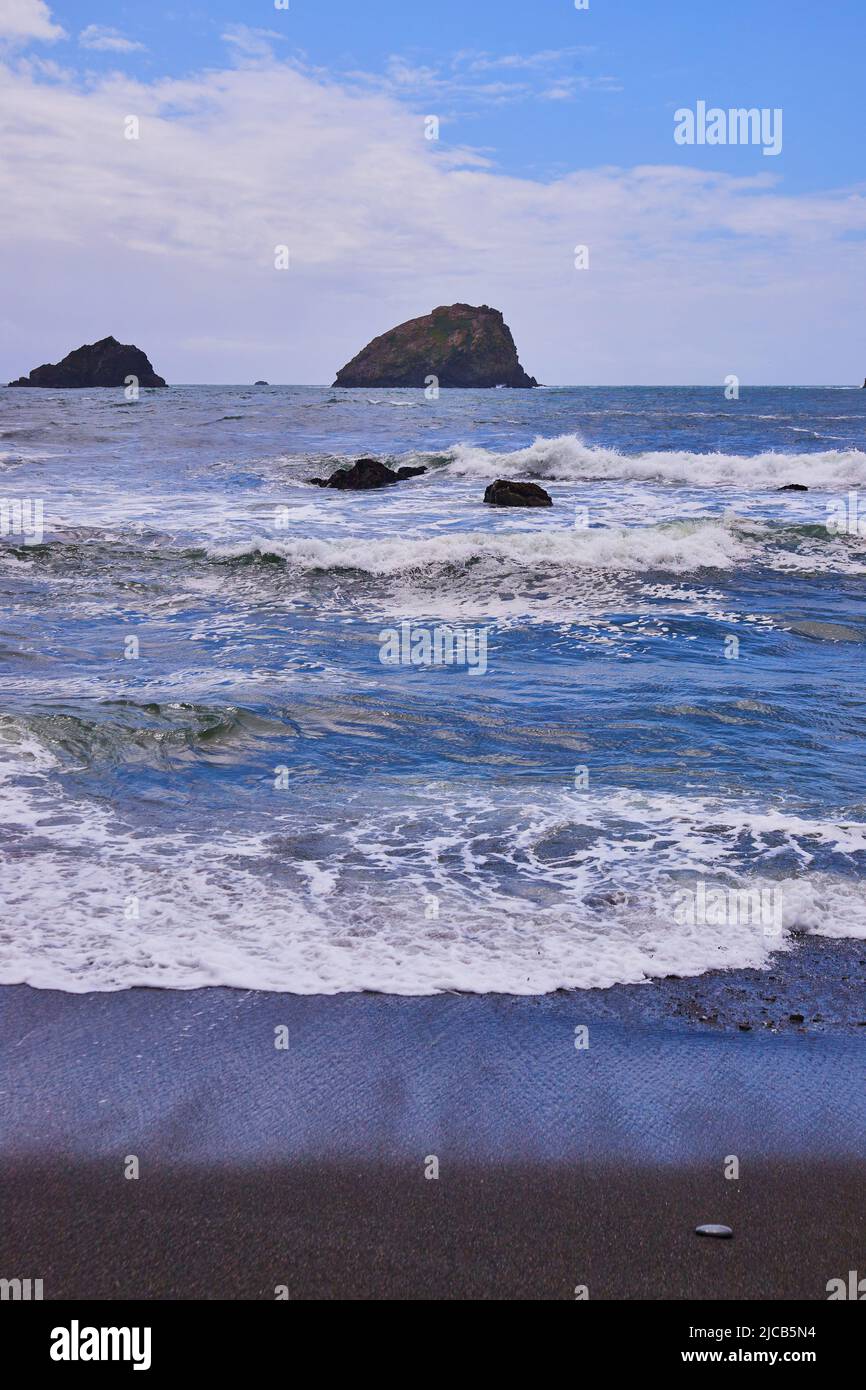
[209,517,865,580]
[435,435,866,488]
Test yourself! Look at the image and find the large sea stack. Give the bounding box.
[8,336,167,388]
[333,304,537,389]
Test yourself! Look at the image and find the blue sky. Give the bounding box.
[43,0,865,189]
[1,0,864,383]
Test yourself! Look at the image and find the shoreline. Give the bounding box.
[2,937,865,1298]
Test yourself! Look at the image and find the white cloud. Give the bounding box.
[0,0,64,42]
[460,48,596,73]
[541,74,622,99]
[221,25,287,61]
[0,44,863,384]
[351,44,621,109]
[79,25,146,55]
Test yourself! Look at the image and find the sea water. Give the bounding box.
[0,383,864,993]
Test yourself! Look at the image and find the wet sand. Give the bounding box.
[1,938,865,1299]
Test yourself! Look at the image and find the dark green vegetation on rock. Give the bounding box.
[333,304,537,389]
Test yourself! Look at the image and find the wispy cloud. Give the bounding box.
[79,25,146,55]
[350,44,622,110]
[221,25,289,61]
[457,47,596,73]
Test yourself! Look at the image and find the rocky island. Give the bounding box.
[333,304,537,389]
[8,336,167,388]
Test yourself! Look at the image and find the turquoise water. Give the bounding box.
[1,384,865,993]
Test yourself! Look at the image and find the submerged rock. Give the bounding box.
[787,619,864,643]
[308,457,427,490]
[483,479,553,507]
[778,483,808,491]
[333,304,537,389]
[8,336,167,388]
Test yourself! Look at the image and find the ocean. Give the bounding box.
[1,383,865,995]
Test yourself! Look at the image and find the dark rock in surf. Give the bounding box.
[254,380,269,385]
[483,479,553,508]
[778,483,808,491]
[308,457,427,490]
[333,304,537,389]
[8,336,167,388]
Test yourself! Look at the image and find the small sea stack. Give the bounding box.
[8,336,167,388]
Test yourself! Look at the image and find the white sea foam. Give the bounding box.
[1,733,864,995]
[213,519,751,573]
[209,516,866,585]
[437,435,866,489]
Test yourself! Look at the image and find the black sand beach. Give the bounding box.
[2,938,864,1300]
[5,1157,864,1301]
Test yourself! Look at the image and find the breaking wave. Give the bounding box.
[208,517,866,579]
[432,435,866,488]
[1,727,864,994]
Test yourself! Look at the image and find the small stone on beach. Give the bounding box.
[695,1224,733,1239]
